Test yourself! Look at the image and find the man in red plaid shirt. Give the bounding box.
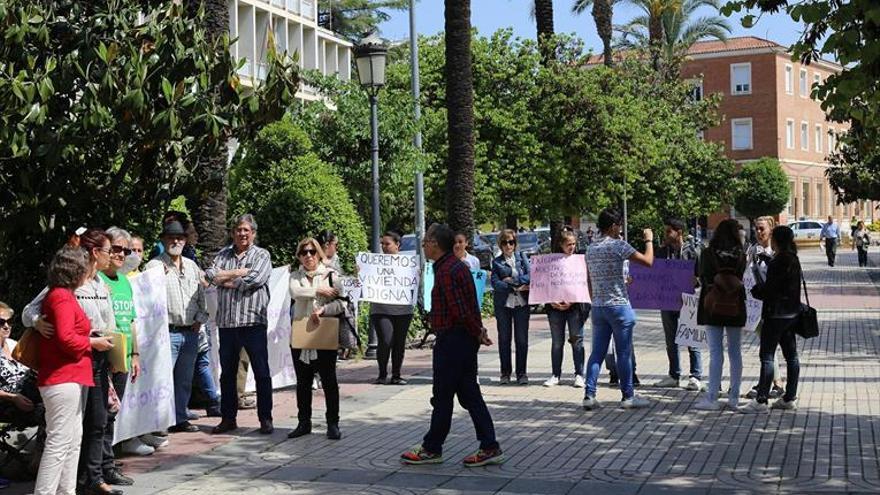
[400,223,504,468]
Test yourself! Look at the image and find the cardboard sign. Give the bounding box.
[675,291,708,348]
[356,253,420,305]
[291,317,340,350]
[629,259,696,311]
[743,267,763,332]
[527,254,590,305]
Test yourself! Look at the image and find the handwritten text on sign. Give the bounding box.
[528,254,590,305]
[742,268,763,332]
[356,253,420,305]
[629,259,696,311]
[675,291,708,348]
[421,262,487,312]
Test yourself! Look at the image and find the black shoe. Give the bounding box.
[211,419,238,434]
[633,374,641,387]
[168,421,199,433]
[103,468,134,486]
[259,419,274,435]
[364,348,377,360]
[373,376,387,385]
[389,376,407,385]
[84,483,123,495]
[288,422,312,439]
[609,375,619,385]
[206,405,222,417]
[327,423,342,440]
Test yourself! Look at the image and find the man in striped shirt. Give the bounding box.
[205,214,274,435]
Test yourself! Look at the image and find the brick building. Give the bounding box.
[680,36,876,229]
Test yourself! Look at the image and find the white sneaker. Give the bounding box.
[620,394,650,409]
[686,377,703,391]
[738,399,769,414]
[771,398,798,410]
[582,397,601,410]
[120,437,156,456]
[693,398,721,411]
[140,433,169,449]
[572,375,586,388]
[543,376,560,387]
[653,376,681,388]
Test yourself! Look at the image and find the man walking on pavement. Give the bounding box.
[653,218,704,392]
[205,214,274,435]
[400,223,504,468]
[820,215,840,267]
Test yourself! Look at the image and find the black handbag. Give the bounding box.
[328,272,360,350]
[794,260,819,339]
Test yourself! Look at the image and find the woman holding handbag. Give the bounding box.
[288,238,345,440]
[694,219,747,411]
[491,230,531,385]
[740,226,803,413]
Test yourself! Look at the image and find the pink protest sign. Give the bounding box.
[528,254,591,305]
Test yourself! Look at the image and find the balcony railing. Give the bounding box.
[286,0,299,13]
[271,0,284,8]
[301,0,314,20]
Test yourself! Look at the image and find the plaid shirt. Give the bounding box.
[205,244,272,328]
[429,252,483,339]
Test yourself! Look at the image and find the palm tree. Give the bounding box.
[616,0,731,68]
[318,0,408,42]
[534,0,556,62]
[572,0,616,67]
[444,0,476,236]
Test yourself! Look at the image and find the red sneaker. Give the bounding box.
[400,446,443,465]
[462,447,505,467]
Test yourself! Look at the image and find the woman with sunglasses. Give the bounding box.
[371,231,414,385]
[288,238,345,440]
[23,230,118,495]
[491,229,531,385]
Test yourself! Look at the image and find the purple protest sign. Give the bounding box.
[628,258,696,311]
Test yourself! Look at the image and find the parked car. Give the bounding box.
[472,234,495,269]
[517,232,541,256]
[789,220,825,243]
[400,234,418,254]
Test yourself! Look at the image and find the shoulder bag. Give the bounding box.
[11,328,40,370]
[794,260,819,339]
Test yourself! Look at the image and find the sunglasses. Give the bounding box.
[110,245,133,256]
[0,318,11,328]
[299,249,317,257]
[502,240,517,246]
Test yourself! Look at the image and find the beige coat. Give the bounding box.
[288,263,345,346]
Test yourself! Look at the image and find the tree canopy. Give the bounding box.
[732,157,790,220]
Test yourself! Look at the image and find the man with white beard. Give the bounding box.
[145,221,209,433]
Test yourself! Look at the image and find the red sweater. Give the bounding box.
[38,288,94,387]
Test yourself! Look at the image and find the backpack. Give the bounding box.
[702,252,744,317]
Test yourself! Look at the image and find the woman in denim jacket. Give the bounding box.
[491,230,531,385]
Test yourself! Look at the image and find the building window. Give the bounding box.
[799,68,808,97]
[696,130,705,140]
[828,128,836,152]
[731,118,753,150]
[788,180,796,216]
[801,121,809,150]
[786,119,795,149]
[802,181,810,217]
[816,183,824,217]
[815,124,823,153]
[731,63,751,95]
[688,79,703,102]
[784,64,793,94]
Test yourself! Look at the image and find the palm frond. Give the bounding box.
[572,0,593,14]
[679,15,732,46]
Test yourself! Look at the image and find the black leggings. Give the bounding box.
[372,314,413,379]
[78,352,110,487]
[291,349,339,424]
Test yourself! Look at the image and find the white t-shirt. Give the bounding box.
[587,236,637,307]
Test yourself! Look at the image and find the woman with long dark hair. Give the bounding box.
[694,219,747,411]
[740,226,802,413]
[371,231,414,385]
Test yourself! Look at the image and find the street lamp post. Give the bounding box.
[355,32,389,254]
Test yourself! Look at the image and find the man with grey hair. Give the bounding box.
[205,214,274,435]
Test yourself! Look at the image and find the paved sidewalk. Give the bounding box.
[9,251,879,494]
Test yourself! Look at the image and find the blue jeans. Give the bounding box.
[585,305,636,400]
[757,318,799,403]
[660,310,702,380]
[219,325,273,421]
[705,325,743,403]
[169,329,199,425]
[547,306,585,378]
[194,349,220,406]
[495,305,530,378]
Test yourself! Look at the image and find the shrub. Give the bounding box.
[229,120,367,272]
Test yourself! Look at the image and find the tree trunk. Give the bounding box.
[534,0,555,63]
[189,0,231,266]
[592,0,614,67]
[506,214,518,231]
[444,0,476,236]
[649,13,663,71]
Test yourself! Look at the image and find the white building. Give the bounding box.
[229,0,352,100]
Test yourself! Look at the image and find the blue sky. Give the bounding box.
[377,1,805,53]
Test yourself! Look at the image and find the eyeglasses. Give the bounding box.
[97,247,112,254]
[0,318,11,328]
[502,240,517,246]
[299,249,317,257]
[110,245,133,256]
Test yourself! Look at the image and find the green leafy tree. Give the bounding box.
[722,0,880,202]
[0,0,299,312]
[229,120,368,272]
[732,158,790,227]
[318,0,409,42]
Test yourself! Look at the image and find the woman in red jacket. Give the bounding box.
[34,247,113,495]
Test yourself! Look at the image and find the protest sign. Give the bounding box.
[356,253,420,305]
[246,266,295,392]
[527,254,590,305]
[743,268,763,332]
[114,266,175,444]
[629,259,696,311]
[422,262,487,312]
[675,291,708,349]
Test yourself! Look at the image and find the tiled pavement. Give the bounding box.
[8,251,880,494]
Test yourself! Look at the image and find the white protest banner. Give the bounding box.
[675,291,708,349]
[356,252,420,305]
[114,266,175,444]
[340,275,362,306]
[246,266,295,392]
[527,254,591,305]
[743,268,763,332]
